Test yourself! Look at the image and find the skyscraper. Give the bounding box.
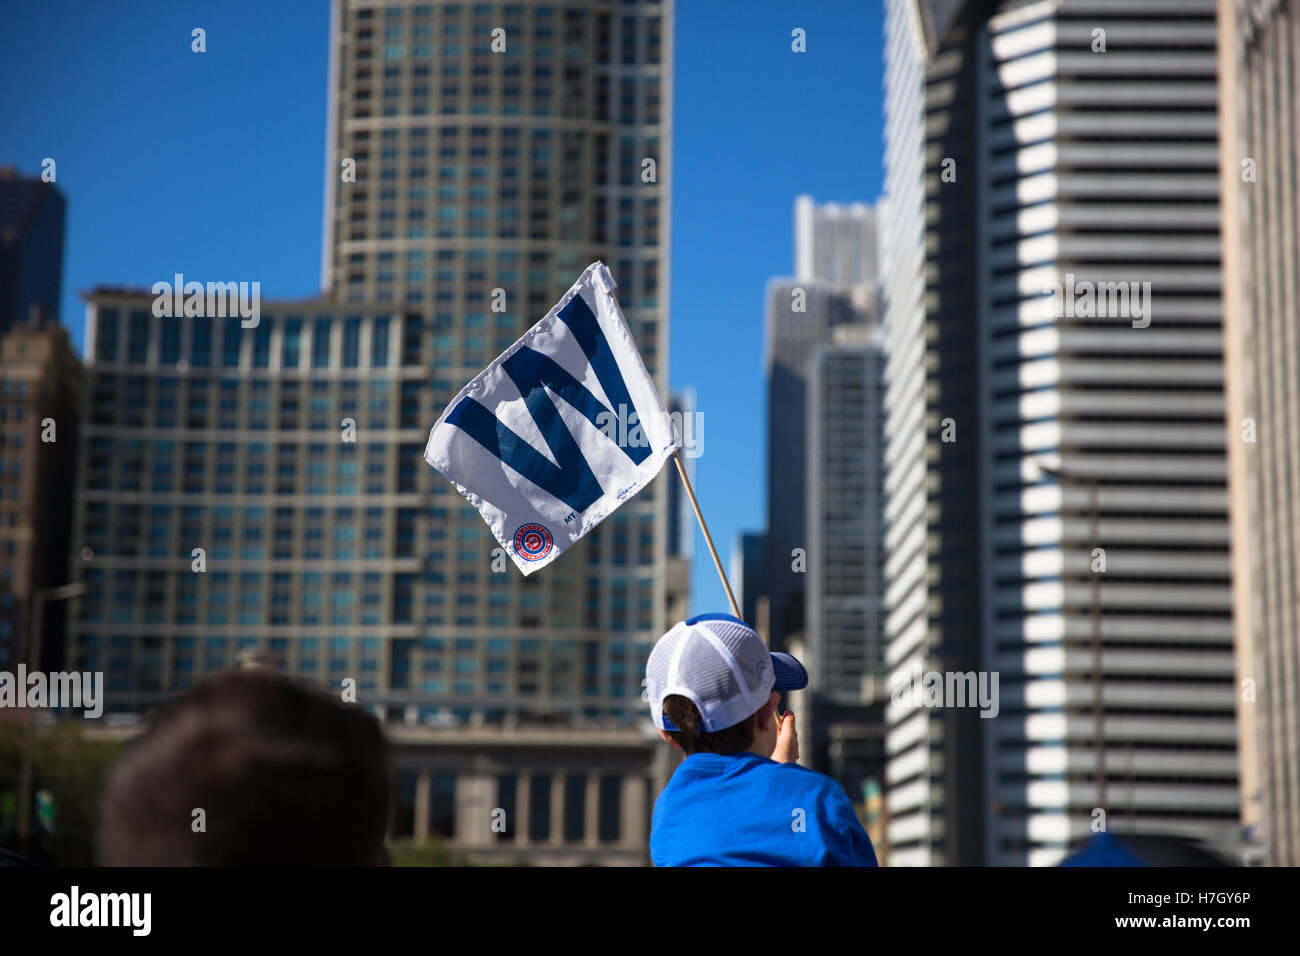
[881,0,987,867]
[806,324,886,704]
[764,196,876,653]
[319,0,678,722]
[0,168,66,334]
[882,0,1238,866]
[794,195,878,287]
[802,322,890,809]
[1218,0,1300,866]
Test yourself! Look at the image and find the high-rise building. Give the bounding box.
[731,530,766,631]
[0,168,66,334]
[764,197,876,653]
[319,0,679,718]
[0,322,83,673]
[973,0,1234,868]
[802,323,889,808]
[882,0,1238,866]
[66,0,680,864]
[881,0,988,867]
[1218,0,1300,866]
[806,324,886,703]
[794,195,879,287]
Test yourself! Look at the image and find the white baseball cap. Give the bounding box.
[645,613,809,733]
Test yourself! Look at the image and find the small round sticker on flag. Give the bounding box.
[513,523,554,562]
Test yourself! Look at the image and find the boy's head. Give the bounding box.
[645,613,807,756]
[98,669,391,866]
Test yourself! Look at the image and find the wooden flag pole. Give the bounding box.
[671,449,741,621]
[670,450,783,730]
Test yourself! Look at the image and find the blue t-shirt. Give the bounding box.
[651,750,879,867]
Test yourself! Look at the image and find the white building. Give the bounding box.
[882,0,1237,866]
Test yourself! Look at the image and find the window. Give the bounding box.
[128,311,150,363]
[191,316,212,367]
[222,319,242,367]
[312,318,332,368]
[253,319,272,368]
[371,317,390,367]
[343,318,361,367]
[282,318,302,369]
[96,309,120,362]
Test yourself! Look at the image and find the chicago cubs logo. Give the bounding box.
[513,523,554,561]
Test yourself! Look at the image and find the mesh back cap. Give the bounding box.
[645,613,808,733]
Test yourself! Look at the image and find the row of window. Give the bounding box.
[95,312,402,369]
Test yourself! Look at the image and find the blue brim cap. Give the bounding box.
[772,652,808,691]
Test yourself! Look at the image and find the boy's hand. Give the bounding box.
[771,708,798,764]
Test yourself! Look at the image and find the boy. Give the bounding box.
[645,613,879,866]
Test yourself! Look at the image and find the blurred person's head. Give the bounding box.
[98,669,390,865]
[645,613,807,756]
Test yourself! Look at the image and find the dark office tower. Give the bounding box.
[1219,0,1300,867]
[0,323,83,672]
[764,197,876,653]
[0,168,66,334]
[731,531,767,634]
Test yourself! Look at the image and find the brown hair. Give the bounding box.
[98,670,391,865]
[662,694,759,755]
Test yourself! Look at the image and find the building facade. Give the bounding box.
[764,197,877,654]
[806,324,887,704]
[1218,0,1300,866]
[882,0,1239,866]
[973,0,1235,867]
[0,323,83,673]
[881,0,989,867]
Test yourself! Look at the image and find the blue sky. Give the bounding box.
[0,0,884,616]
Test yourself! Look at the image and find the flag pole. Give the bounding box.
[671,449,741,620]
[671,450,784,730]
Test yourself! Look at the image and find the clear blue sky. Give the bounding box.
[0,0,884,616]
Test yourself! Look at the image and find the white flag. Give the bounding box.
[424,261,679,574]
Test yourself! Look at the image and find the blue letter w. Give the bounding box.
[444,293,648,514]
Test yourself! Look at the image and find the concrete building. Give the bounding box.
[1218,0,1300,866]
[794,195,879,288]
[806,324,887,704]
[0,322,83,672]
[883,0,1237,866]
[0,168,65,335]
[881,0,989,867]
[387,723,668,865]
[764,197,877,654]
[973,0,1235,868]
